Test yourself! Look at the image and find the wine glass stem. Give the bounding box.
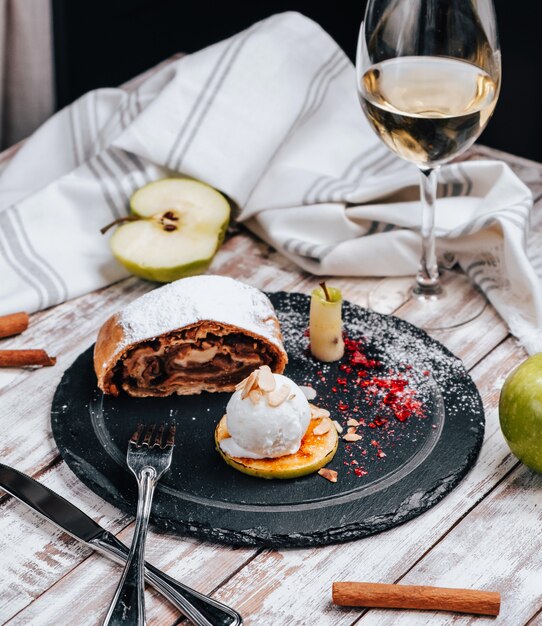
[414,166,442,298]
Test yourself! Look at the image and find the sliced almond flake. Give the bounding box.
[347,426,357,434]
[333,420,343,434]
[249,389,261,405]
[313,419,331,435]
[241,371,258,399]
[309,403,330,420]
[267,383,290,407]
[222,415,230,438]
[347,418,360,427]
[235,376,249,391]
[288,393,296,400]
[318,468,338,483]
[343,433,362,442]
[258,365,276,392]
[300,385,317,401]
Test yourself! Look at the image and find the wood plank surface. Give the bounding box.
[200,338,526,626]
[2,275,515,625]
[0,143,540,626]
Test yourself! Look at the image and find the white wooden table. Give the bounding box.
[1,139,541,625]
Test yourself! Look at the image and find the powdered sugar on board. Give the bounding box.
[272,291,484,481]
[116,275,284,352]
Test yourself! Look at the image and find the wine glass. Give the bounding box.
[356,0,501,324]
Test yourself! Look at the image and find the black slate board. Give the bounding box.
[51,293,484,548]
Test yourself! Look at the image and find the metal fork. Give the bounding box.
[103,423,176,625]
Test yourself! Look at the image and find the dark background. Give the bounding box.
[52,1,540,162]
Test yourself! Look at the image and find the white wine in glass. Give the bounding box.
[356,0,501,306]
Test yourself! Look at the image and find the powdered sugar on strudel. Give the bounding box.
[117,275,283,351]
[93,275,287,397]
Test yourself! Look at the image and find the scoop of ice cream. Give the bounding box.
[219,373,311,459]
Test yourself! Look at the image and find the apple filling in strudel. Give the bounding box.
[94,275,287,397]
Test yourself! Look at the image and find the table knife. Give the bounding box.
[0,463,242,626]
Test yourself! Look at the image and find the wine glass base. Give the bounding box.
[411,283,443,302]
[368,272,488,332]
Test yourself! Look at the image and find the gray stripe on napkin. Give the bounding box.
[465,264,499,289]
[365,220,381,236]
[2,208,59,302]
[324,150,400,202]
[304,152,366,204]
[10,207,68,302]
[244,49,348,206]
[477,276,499,288]
[283,238,330,261]
[130,88,140,121]
[454,208,528,238]
[0,216,45,308]
[124,88,140,127]
[499,212,527,231]
[530,259,542,277]
[369,151,408,178]
[305,154,367,204]
[312,147,397,203]
[484,284,500,294]
[300,53,349,124]
[77,98,93,163]
[87,158,123,220]
[174,26,261,171]
[120,91,133,130]
[88,90,110,158]
[91,91,101,152]
[134,88,142,115]
[167,36,243,169]
[284,238,306,256]
[315,244,334,260]
[304,242,332,260]
[95,153,130,208]
[86,91,103,154]
[457,164,473,195]
[483,212,526,233]
[0,209,60,307]
[465,260,487,274]
[468,268,485,282]
[105,149,146,196]
[451,181,463,196]
[440,167,466,197]
[122,151,153,184]
[382,222,397,233]
[69,105,82,167]
[167,21,263,172]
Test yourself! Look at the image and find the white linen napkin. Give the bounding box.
[0,12,540,351]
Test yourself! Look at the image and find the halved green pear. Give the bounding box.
[110,178,230,283]
[215,415,339,480]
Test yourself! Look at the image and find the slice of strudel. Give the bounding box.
[94,275,287,397]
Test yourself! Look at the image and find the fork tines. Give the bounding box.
[130,423,176,449]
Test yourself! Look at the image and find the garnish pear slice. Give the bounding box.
[215,415,339,479]
[110,178,230,282]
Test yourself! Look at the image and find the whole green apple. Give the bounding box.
[499,353,542,473]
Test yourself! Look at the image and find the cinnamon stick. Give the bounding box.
[0,312,29,339]
[0,350,56,368]
[332,582,500,617]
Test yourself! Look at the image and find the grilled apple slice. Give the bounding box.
[110,178,230,283]
[215,414,338,479]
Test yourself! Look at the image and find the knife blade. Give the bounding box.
[0,463,242,626]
